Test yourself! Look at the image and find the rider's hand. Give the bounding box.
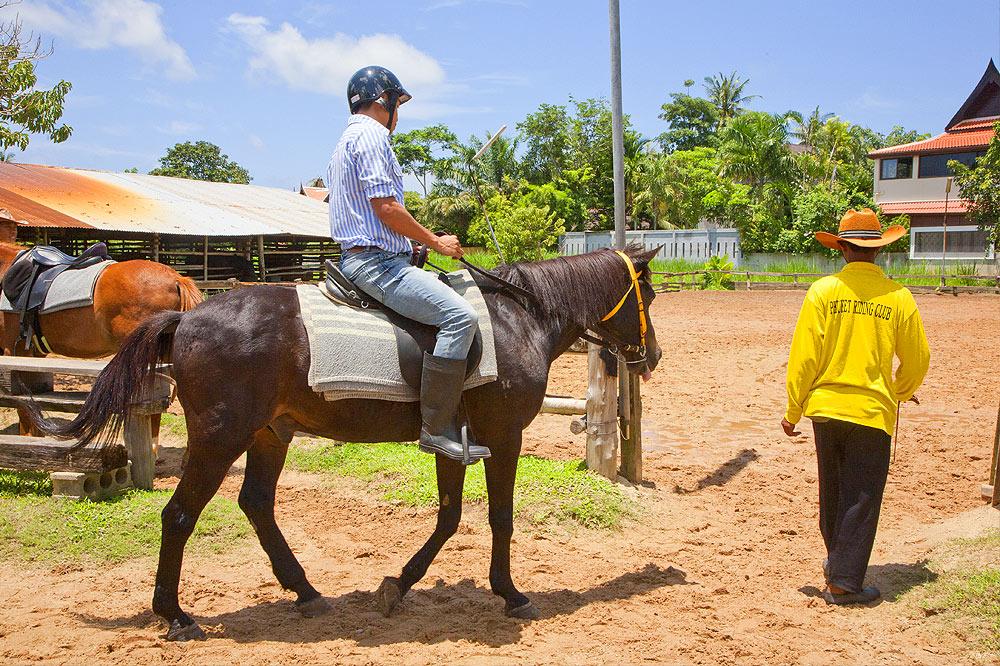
[780,418,801,437]
[433,234,464,259]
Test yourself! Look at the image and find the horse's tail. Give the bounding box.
[22,310,184,450]
[176,276,204,311]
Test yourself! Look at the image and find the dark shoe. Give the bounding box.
[418,353,490,465]
[823,586,880,605]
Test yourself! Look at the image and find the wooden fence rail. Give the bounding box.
[651,270,1000,294]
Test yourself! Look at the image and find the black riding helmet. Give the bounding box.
[347,65,411,131]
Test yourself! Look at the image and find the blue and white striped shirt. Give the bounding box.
[326,114,411,253]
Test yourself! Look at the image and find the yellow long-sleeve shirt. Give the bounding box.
[785,261,930,436]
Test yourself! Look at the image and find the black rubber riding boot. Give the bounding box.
[418,353,491,465]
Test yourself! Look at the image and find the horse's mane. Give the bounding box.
[489,244,648,329]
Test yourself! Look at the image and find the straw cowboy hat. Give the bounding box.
[815,208,906,250]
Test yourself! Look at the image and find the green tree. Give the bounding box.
[636,147,750,229]
[516,180,588,231]
[703,71,758,130]
[719,111,797,193]
[784,184,877,254]
[952,121,1000,252]
[391,124,457,196]
[469,195,563,262]
[881,125,930,148]
[421,190,478,243]
[517,103,571,183]
[149,141,251,183]
[0,10,72,152]
[657,91,719,152]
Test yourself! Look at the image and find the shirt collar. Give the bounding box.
[349,114,390,136]
[841,261,884,276]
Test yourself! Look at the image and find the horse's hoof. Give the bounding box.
[166,619,206,642]
[376,577,402,617]
[505,601,539,620]
[296,595,332,618]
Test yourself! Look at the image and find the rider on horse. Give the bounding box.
[326,65,490,465]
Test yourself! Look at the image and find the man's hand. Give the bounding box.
[780,418,801,437]
[433,234,464,259]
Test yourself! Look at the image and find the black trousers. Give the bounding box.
[813,418,891,593]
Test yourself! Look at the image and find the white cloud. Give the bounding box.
[225,13,474,120]
[854,91,898,111]
[157,120,202,135]
[10,0,195,80]
[248,134,265,150]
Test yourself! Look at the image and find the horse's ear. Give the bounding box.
[633,246,661,274]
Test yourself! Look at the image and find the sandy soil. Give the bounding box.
[1,290,998,665]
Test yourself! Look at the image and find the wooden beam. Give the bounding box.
[257,235,267,281]
[541,396,587,415]
[202,235,209,282]
[0,435,127,472]
[586,343,617,479]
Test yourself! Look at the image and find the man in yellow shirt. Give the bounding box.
[781,209,930,605]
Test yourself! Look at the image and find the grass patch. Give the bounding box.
[287,440,633,529]
[904,529,1000,657]
[158,412,188,440]
[0,469,248,563]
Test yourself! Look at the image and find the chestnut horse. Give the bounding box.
[0,241,203,432]
[28,246,661,641]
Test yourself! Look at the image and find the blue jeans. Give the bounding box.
[340,249,479,360]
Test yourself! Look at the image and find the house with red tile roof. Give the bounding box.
[868,60,998,260]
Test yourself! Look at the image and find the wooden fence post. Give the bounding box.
[619,372,642,483]
[991,397,999,507]
[585,343,617,479]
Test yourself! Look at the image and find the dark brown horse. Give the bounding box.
[29,246,662,641]
[0,241,203,434]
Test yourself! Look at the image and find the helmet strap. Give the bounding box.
[384,91,400,133]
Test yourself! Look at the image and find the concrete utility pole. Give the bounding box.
[609,0,642,483]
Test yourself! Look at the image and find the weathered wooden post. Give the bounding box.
[586,343,617,479]
[620,372,642,482]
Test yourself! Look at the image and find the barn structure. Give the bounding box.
[0,162,337,284]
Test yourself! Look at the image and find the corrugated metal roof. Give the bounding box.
[0,163,331,237]
[879,200,969,214]
[868,128,994,157]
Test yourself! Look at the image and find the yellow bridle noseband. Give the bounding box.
[597,250,648,357]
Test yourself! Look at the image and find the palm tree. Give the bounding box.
[0,151,14,162]
[789,106,835,149]
[623,130,652,227]
[703,71,759,130]
[718,111,798,196]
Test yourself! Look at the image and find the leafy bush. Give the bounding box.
[702,255,734,290]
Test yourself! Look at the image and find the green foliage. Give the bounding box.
[403,190,424,220]
[517,103,571,183]
[703,71,758,130]
[0,16,72,152]
[468,195,564,262]
[657,91,720,152]
[881,125,931,148]
[286,440,633,529]
[421,190,478,243]
[952,121,1000,251]
[782,184,878,254]
[0,470,248,562]
[516,180,587,231]
[702,255,734,290]
[392,124,458,196]
[149,140,252,183]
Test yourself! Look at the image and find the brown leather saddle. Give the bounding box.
[2,243,111,353]
[322,259,482,388]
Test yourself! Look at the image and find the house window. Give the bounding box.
[912,228,989,256]
[918,151,984,178]
[880,157,913,180]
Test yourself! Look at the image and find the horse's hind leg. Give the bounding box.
[152,439,243,641]
[238,427,329,617]
[377,455,467,616]
[485,436,536,619]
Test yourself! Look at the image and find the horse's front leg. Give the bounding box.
[484,437,537,619]
[377,454,466,616]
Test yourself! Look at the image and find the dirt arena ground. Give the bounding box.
[0,290,997,665]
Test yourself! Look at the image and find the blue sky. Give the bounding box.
[3,0,999,189]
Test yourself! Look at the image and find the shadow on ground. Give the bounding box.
[74,563,690,647]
